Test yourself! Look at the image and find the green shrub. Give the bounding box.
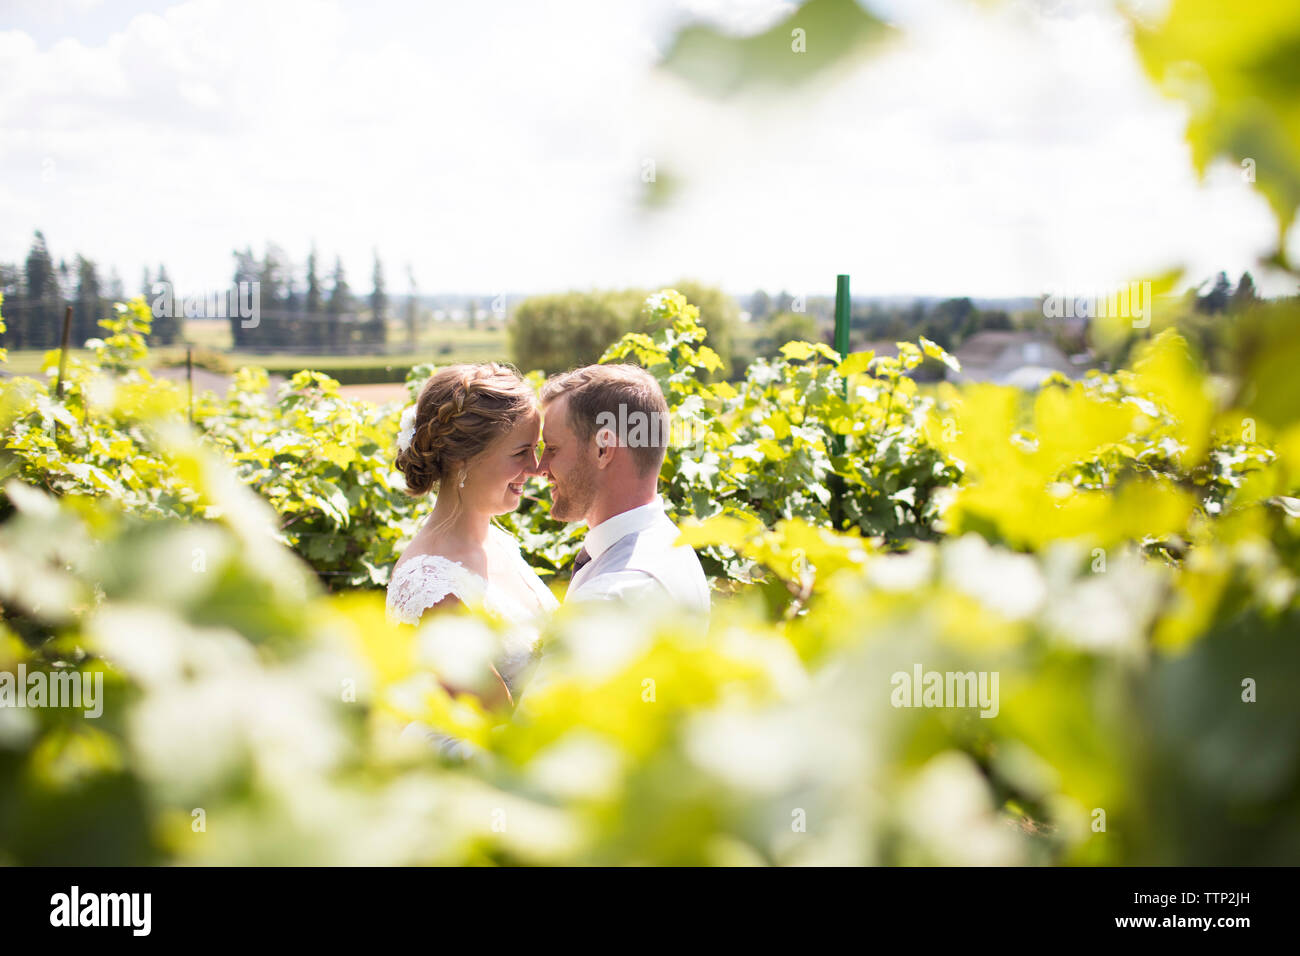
[507,283,737,377]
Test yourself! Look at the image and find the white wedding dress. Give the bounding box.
[385,523,559,758]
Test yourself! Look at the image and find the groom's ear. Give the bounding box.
[593,425,617,469]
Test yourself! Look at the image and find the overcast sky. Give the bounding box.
[1,0,1294,301]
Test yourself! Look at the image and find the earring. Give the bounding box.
[458,470,466,489]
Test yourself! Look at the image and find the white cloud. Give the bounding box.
[0,0,1291,299]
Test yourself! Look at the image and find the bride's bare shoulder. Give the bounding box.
[396,527,474,574]
[394,530,498,594]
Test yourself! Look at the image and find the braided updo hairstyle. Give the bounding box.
[396,362,537,498]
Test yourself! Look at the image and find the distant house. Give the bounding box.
[950,331,1079,387]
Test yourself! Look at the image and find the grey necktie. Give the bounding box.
[572,546,592,579]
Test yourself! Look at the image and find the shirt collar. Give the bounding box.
[584,496,666,560]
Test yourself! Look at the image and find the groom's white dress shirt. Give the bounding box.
[565,495,710,616]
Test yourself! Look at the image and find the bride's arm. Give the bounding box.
[389,557,511,710]
[419,594,513,710]
[433,670,510,710]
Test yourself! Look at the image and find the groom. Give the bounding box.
[536,364,710,617]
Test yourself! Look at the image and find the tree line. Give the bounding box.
[0,232,408,355]
[0,231,169,352]
[745,271,1273,367]
[227,243,396,353]
[747,289,1015,358]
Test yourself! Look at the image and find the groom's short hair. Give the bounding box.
[541,364,671,477]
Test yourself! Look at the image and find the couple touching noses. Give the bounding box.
[386,361,709,730]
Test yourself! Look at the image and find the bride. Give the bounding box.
[386,362,558,755]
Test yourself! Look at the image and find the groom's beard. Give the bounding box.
[549,456,597,523]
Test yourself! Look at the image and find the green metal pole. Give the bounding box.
[833,275,850,456]
[834,274,851,360]
[831,275,850,528]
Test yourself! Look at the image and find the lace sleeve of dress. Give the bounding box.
[386,554,481,626]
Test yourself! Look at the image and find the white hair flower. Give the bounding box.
[396,404,418,453]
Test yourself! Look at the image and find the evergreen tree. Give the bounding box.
[1197,271,1233,314]
[327,257,352,353]
[25,232,60,349]
[404,263,418,349]
[0,262,24,349]
[73,255,102,348]
[258,244,289,349]
[1232,271,1259,310]
[305,246,323,350]
[107,267,125,303]
[151,263,181,345]
[283,259,302,349]
[749,289,772,323]
[231,247,258,349]
[57,259,74,305]
[368,250,388,348]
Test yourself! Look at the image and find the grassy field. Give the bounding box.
[182,319,509,370]
[4,318,767,382]
[3,321,512,378]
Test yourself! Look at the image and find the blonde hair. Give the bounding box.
[396,363,537,498]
